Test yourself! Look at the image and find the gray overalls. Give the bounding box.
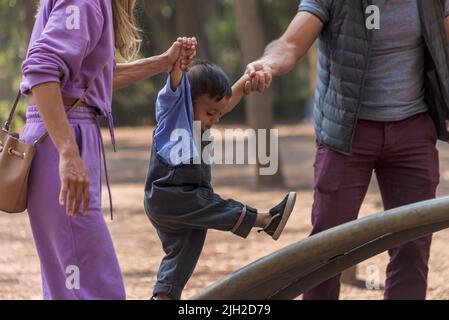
[144,135,258,300]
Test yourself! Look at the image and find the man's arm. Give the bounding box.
[246,12,324,92]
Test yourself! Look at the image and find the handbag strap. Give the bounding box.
[3,90,21,132]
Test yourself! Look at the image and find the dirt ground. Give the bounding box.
[1,124,449,300]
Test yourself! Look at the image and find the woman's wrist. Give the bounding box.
[158,52,174,73]
[59,144,80,158]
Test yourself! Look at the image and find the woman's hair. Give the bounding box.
[187,61,233,102]
[38,0,142,61]
[112,0,141,61]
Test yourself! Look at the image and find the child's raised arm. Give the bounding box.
[170,37,198,91]
[169,56,183,91]
[223,74,252,116]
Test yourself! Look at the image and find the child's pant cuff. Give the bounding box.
[231,205,258,239]
[154,282,183,300]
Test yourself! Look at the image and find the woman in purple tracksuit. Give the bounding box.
[19,0,195,299]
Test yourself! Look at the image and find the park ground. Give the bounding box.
[1,124,448,300]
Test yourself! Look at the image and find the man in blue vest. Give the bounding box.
[245,0,449,300]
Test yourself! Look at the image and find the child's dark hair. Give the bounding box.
[187,60,232,102]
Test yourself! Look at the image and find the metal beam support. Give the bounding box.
[191,197,449,300]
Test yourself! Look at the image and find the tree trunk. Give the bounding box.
[24,1,36,39]
[175,0,214,60]
[308,43,318,95]
[233,0,284,188]
[141,0,175,56]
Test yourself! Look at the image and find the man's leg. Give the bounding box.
[375,113,439,300]
[303,120,383,300]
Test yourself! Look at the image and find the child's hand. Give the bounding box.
[242,74,253,95]
[177,37,197,71]
[164,37,197,73]
[168,37,197,90]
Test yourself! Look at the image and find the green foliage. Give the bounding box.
[0,0,34,129]
[0,99,27,132]
[1,0,312,127]
[112,77,160,127]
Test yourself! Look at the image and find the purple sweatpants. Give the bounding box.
[303,113,439,300]
[21,106,125,300]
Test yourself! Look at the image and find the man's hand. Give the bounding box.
[242,12,324,95]
[244,61,274,93]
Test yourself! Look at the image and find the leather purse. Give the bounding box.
[0,88,90,214]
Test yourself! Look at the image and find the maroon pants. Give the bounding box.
[303,113,440,300]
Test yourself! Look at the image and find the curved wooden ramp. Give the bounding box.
[191,197,449,300]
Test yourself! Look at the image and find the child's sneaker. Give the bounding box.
[258,192,296,240]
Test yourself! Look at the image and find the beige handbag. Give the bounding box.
[0,89,89,214]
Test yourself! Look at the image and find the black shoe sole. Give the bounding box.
[272,192,297,240]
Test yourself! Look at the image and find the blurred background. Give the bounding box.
[0,0,316,128]
[1,0,449,300]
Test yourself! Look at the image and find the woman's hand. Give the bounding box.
[59,149,90,217]
[31,82,91,217]
[164,37,197,73]
[178,37,197,71]
[114,37,198,91]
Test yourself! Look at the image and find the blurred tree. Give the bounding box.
[139,0,175,56]
[234,0,284,187]
[0,0,36,129]
[303,43,317,124]
[308,44,318,95]
[175,0,214,60]
[0,0,312,128]
[24,0,36,36]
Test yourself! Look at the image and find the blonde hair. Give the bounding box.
[112,0,142,61]
[38,0,142,61]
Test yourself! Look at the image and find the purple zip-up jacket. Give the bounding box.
[20,0,117,147]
